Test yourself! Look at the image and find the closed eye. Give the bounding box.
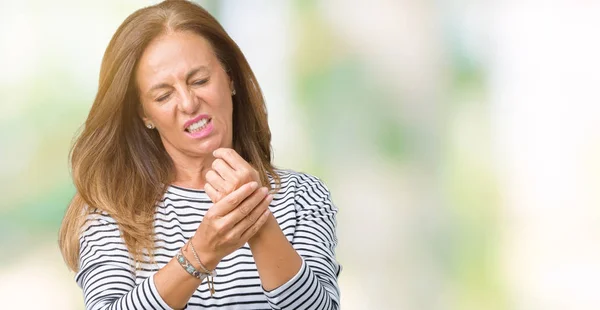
[192,79,209,86]
[156,92,172,103]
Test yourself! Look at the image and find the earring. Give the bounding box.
[231,89,236,96]
[146,123,154,129]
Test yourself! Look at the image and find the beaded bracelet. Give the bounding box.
[175,250,206,280]
[177,244,217,296]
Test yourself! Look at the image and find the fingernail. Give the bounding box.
[266,194,273,202]
[261,187,268,194]
[250,182,258,190]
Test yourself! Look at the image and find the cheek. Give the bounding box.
[222,100,234,128]
[146,103,178,129]
[208,91,233,122]
[141,103,158,124]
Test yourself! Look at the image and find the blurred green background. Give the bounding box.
[1,1,600,309]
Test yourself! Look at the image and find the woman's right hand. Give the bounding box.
[191,181,273,270]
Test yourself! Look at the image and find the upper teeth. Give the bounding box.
[187,118,209,132]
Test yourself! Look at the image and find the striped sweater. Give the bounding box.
[75,169,341,309]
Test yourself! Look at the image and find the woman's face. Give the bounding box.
[136,30,234,160]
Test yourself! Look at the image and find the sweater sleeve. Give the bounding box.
[263,175,341,309]
[75,214,173,310]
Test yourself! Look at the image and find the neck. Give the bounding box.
[167,151,214,191]
[172,162,213,190]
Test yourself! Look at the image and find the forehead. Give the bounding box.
[136,31,218,86]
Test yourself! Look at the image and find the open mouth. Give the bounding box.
[185,117,212,133]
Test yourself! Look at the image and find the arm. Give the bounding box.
[205,150,341,310]
[249,175,341,310]
[76,182,270,309]
[76,216,173,310]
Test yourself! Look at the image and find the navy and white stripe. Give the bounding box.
[75,169,341,309]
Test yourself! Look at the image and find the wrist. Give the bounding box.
[189,237,219,271]
[248,213,276,245]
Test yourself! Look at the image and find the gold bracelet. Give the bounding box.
[188,238,212,274]
[184,239,217,295]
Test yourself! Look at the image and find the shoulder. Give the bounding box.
[78,207,128,262]
[271,169,335,211]
[272,168,331,194]
[77,207,131,278]
[80,207,120,239]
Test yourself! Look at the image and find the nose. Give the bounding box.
[178,87,199,115]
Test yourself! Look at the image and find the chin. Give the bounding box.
[190,138,225,156]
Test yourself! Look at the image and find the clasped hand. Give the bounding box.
[193,148,271,270]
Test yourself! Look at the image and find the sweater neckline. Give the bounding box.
[166,184,209,200]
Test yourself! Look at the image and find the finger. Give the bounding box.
[204,182,222,203]
[222,187,269,228]
[205,169,231,194]
[240,205,272,241]
[211,158,238,184]
[213,148,249,171]
[227,193,272,240]
[211,181,259,216]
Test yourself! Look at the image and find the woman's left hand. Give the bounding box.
[205,148,263,203]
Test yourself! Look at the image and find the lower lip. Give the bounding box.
[185,119,213,139]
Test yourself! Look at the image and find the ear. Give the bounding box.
[138,102,152,126]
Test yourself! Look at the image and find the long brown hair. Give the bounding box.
[59,0,279,272]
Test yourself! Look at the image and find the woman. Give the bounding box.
[58,1,341,309]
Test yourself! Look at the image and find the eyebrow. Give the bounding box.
[147,66,210,95]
